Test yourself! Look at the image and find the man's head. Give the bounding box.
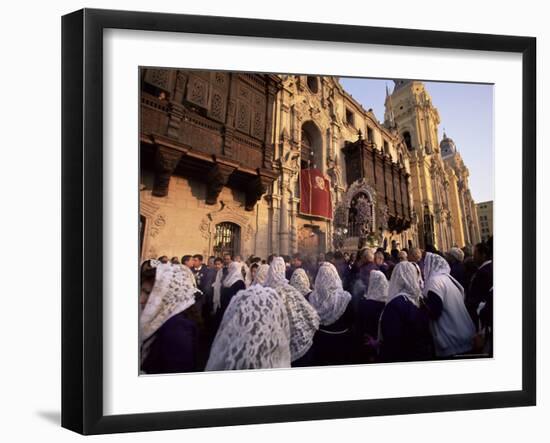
[267,254,276,265]
[170,256,180,265]
[473,242,491,266]
[447,247,464,264]
[318,252,325,262]
[291,253,303,268]
[192,254,203,268]
[374,250,385,266]
[158,255,169,264]
[181,255,193,268]
[333,251,344,264]
[359,248,374,265]
[398,250,408,262]
[408,247,422,263]
[207,256,215,268]
[234,254,242,263]
[214,257,223,271]
[223,253,232,267]
[325,251,335,263]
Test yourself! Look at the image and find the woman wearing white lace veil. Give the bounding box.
[219,261,246,314]
[140,262,203,374]
[379,262,433,362]
[289,268,312,299]
[264,256,320,363]
[206,285,291,370]
[422,252,476,357]
[252,263,270,286]
[307,262,354,366]
[354,270,389,362]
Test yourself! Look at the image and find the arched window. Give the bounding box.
[403,131,413,151]
[307,76,319,94]
[300,121,323,171]
[213,222,240,258]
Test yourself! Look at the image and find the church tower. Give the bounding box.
[386,80,455,251]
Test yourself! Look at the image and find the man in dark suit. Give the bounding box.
[467,242,493,331]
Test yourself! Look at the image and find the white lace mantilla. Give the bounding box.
[365,270,389,303]
[309,262,352,326]
[205,285,291,370]
[289,268,311,297]
[265,257,320,361]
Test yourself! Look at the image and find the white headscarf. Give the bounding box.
[365,270,389,303]
[252,264,270,286]
[223,261,245,288]
[205,285,291,370]
[264,256,288,288]
[140,263,199,363]
[422,253,475,357]
[289,268,311,297]
[309,262,352,326]
[423,252,451,282]
[387,261,422,306]
[265,256,320,361]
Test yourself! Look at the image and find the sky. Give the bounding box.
[339,77,494,203]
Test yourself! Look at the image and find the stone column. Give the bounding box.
[290,197,299,253]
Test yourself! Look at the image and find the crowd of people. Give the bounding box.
[139,238,493,374]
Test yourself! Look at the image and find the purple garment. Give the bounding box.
[359,262,379,288]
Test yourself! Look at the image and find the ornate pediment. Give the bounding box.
[199,201,254,242]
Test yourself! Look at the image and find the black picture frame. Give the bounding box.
[62,8,536,435]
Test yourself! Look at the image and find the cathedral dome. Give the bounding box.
[440,132,456,157]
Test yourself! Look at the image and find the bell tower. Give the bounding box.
[385,80,453,251]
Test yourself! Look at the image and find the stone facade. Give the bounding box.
[477,200,493,243]
[139,70,480,261]
[386,80,481,249]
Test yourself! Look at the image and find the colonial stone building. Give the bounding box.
[139,69,416,261]
[386,80,481,250]
[477,200,493,243]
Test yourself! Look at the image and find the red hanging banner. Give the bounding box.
[299,168,333,219]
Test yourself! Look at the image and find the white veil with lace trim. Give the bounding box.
[206,285,291,370]
[309,262,352,326]
[264,257,320,361]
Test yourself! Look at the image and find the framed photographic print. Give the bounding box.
[62,8,536,435]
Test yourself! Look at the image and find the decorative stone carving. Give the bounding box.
[205,162,237,205]
[187,75,208,108]
[152,147,183,197]
[199,201,253,241]
[144,69,171,91]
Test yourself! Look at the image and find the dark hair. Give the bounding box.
[292,252,303,261]
[376,247,385,253]
[192,254,203,261]
[223,252,232,258]
[475,242,491,259]
[333,251,344,260]
[208,255,216,261]
[214,257,223,264]
[181,255,192,263]
[325,251,335,262]
[267,254,276,265]
[250,263,259,271]
[401,248,409,254]
[157,255,168,261]
[282,255,291,263]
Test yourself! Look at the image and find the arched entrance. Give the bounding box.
[213,222,241,258]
